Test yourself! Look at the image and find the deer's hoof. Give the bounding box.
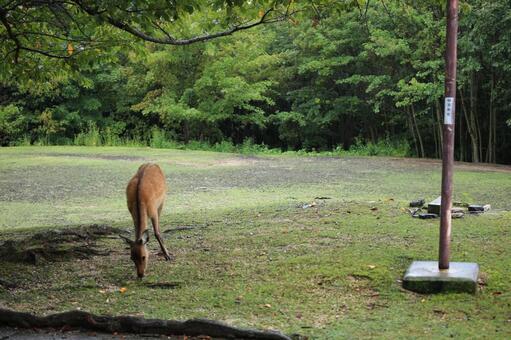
[160,252,174,261]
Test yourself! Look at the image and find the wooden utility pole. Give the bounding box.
[403,0,479,294]
[439,0,459,270]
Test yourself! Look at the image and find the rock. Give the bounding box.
[408,208,421,217]
[468,204,491,213]
[452,212,464,219]
[410,199,425,207]
[419,213,438,219]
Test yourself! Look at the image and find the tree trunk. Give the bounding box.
[460,88,478,162]
[487,72,496,163]
[461,76,481,163]
[369,125,376,144]
[411,105,425,158]
[407,107,419,157]
[432,108,439,159]
[470,74,483,162]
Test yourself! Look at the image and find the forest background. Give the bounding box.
[1,0,510,164]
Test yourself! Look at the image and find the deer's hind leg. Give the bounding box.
[126,176,139,230]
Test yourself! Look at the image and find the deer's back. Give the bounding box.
[127,163,167,209]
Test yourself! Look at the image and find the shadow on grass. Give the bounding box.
[0,224,120,265]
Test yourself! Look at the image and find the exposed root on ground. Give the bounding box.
[0,224,118,265]
[0,309,293,340]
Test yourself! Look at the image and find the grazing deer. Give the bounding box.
[121,163,172,278]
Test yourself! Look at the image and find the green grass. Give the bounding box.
[0,146,510,339]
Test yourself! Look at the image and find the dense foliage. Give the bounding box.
[1,0,510,163]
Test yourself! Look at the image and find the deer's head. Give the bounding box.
[121,230,149,278]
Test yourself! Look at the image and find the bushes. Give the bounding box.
[73,121,101,146]
[73,121,145,147]
[348,138,410,157]
[0,104,26,146]
[11,121,409,159]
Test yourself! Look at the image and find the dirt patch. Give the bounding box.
[38,152,150,162]
[144,282,182,289]
[163,155,262,169]
[393,157,511,173]
[0,224,119,265]
[214,156,260,167]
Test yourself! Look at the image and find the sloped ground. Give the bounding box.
[0,146,510,339]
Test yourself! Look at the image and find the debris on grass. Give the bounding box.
[301,201,317,209]
[468,204,491,213]
[451,212,464,219]
[408,197,491,220]
[418,213,438,219]
[427,196,442,215]
[409,199,425,208]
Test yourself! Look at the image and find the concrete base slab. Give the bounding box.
[403,261,479,294]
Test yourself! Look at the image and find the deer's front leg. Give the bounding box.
[151,216,173,261]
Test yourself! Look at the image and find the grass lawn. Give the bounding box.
[0,146,510,338]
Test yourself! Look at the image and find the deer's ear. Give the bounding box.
[119,234,133,245]
[138,230,150,245]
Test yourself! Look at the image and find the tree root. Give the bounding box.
[0,309,293,340]
[0,224,117,265]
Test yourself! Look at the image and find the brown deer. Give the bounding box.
[121,163,172,278]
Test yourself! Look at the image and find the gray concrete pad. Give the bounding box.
[403,261,479,294]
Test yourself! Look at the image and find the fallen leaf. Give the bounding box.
[67,42,74,55]
[368,265,376,269]
[263,303,272,308]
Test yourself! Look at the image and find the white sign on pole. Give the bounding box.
[444,97,454,125]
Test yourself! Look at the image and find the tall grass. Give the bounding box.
[72,122,145,147]
[73,121,102,146]
[346,138,410,157]
[16,125,410,158]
